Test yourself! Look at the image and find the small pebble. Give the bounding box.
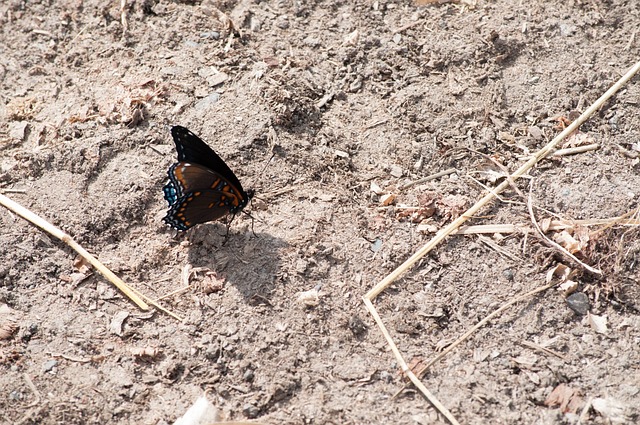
[199,31,220,40]
[348,316,367,337]
[242,403,260,418]
[9,121,28,140]
[379,370,393,383]
[303,36,321,47]
[250,17,262,32]
[275,16,289,29]
[389,165,403,178]
[380,193,396,206]
[206,72,228,87]
[195,93,220,111]
[559,23,577,37]
[502,269,515,281]
[349,77,363,92]
[566,292,590,315]
[42,359,58,373]
[370,238,382,252]
[528,126,543,140]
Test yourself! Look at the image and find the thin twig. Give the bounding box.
[519,340,569,361]
[47,352,97,363]
[257,186,295,199]
[451,217,640,235]
[552,143,599,157]
[120,0,128,35]
[23,373,41,408]
[467,147,528,201]
[624,30,636,51]
[0,194,149,310]
[399,168,457,190]
[615,143,639,158]
[393,19,425,34]
[363,118,390,130]
[464,174,523,205]
[392,280,559,399]
[424,280,558,373]
[527,181,602,275]
[477,234,522,261]
[365,60,639,300]
[0,189,27,194]
[362,298,460,425]
[363,60,640,421]
[1,195,185,320]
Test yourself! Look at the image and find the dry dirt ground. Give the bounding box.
[1,0,640,424]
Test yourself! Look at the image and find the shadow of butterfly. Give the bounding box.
[163,126,253,231]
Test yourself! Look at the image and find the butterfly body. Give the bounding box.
[163,126,251,231]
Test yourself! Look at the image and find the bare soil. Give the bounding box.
[1,0,640,424]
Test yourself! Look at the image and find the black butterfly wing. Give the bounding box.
[163,162,244,206]
[171,126,245,193]
[163,126,252,231]
[163,189,245,231]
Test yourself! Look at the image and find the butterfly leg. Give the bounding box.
[220,213,237,246]
[241,210,257,237]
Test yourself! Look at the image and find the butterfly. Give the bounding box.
[162,126,253,231]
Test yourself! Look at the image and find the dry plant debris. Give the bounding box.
[2,1,640,423]
[544,383,585,414]
[363,62,640,424]
[0,304,21,340]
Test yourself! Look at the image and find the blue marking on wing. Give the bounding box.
[163,181,179,206]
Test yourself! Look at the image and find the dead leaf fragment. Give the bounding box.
[380,193,396,206]
[546,264,571,283]
[174,395,219,425]
[109,311,130,336]
[592,397,628,424]
[370,181,383,195]
[586,312,608,334]
[62,255,93,285]
[558,279,578,295]
[296,288,320,307]
[512,353,538,368]
[200,273,225,294]
[0,304,20,340]
[553,230,580,253]
[563,131,595,149]
[343,29,359,46]
[498,131,515,144]
[544,383,584,414]
[406,356,429,378]
[0,322,18,340]
[69,272,91,285]
[6,96,38,120]
[130,346,160,359]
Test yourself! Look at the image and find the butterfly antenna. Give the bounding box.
[260,151,276,176]
[248,151,276,199]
